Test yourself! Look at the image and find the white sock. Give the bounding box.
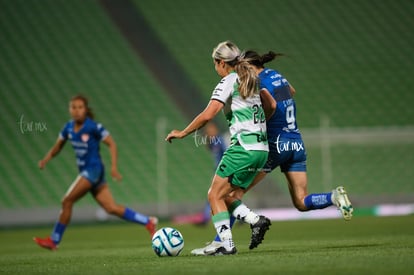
[232,203,260,224]
[213,215,234,251]
[213,214,234,250]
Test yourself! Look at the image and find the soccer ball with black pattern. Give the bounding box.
[151,227,184,257]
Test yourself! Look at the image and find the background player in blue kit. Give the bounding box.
[33,95,158,250]
[192,50,354,255]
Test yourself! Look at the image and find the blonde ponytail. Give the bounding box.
[235,60,259,99]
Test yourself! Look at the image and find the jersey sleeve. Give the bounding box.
[259,77,276,98]
[259,78,267,90]
[210,75,236,104]
[95,122,110,141]
[58,123,69,140]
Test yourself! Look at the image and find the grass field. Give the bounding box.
[1,216,413,274]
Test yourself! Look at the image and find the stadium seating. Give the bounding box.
[0,0,213,211]
[132,0,414,198]
[0,0,413,223]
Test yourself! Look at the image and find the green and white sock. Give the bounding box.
[212,211,234,250]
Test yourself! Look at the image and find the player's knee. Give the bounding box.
[207,190,214,203]
[207,189,219,203]
[232,189,245,200]
[61,196,74,209]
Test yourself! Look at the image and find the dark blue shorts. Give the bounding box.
[79,166,106,191]
[263,135,307,173]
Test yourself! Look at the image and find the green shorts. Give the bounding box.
[215,144,268,189]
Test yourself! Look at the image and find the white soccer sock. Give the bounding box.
[232,203,260,224]
[213,215,234,250]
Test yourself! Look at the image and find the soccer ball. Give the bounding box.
[151,227,184,257]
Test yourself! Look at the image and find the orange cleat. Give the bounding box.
[33,236,57,251]
[146,216,158,238]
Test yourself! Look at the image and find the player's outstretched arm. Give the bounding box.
[38,138,66,169]
[102,135,122,182]
[166,100,224,143]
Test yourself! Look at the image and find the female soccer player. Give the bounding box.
[236,50,353,215]
[33,95,158,250]
[191,50,354,255]
[166,41,274,255]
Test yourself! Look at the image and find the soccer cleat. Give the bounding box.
[204,245,237,256]
[208,246,237,256]
[146,216,158,237]
[249,215,271,250]
[191,241,223,256]
[33,236,57,251]
[332,186,353,221]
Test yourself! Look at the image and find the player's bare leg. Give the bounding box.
[284,171,309,211]
[204,175,237,255]
[93,184,158,236]
[33,176,91,250]
[285,171,353,220]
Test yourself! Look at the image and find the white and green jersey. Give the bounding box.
[211,72,268,151]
